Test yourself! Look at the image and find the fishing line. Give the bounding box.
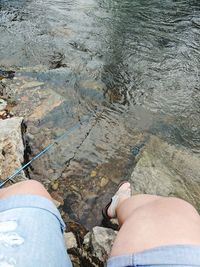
[0,108,101,188]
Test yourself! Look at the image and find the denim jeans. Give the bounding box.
[0,195,72,267]
[107,244,200,267]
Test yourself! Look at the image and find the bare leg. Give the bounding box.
[116,194,162,224]
[0,180,52,200]
[109,185,200,257]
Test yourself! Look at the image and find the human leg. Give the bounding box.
[106,183,200,257]
[0,180,72,267]
[106,182,162,224]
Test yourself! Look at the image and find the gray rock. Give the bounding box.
[0,99,7,111]
[64,232,77,250]
[64,232,81,267]
[0,117,26,183]
[83,226,117,262]
[130,135,200,211]
[68,253,80,267]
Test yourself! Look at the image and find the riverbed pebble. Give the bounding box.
[64,232,77,250]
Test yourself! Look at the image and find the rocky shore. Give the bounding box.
[1,69,200,266]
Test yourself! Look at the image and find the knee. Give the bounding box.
[14,180,46,192]
[0,180,52,200]
[19,180,51,198]
[21,180,45,190]
[165,196,198,215]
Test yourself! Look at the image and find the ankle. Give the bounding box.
[116,197,130,216]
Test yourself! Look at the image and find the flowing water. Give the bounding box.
[1,0,200,228]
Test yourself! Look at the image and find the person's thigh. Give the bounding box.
[111,196,200,256]
[0,194,72,267]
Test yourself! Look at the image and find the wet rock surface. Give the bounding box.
[130,135,200,211]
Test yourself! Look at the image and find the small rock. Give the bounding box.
[51,192,64,206]
[0,110,7,117]
[83,226,117,262]
[90,170,97,177]
[51,180,59,191]
[9,111,14,117]
[0,110,5,115]
[100,177,109,187]
[64,232,77,250]
[70,184,80,192]
[0,99,7,111]
[61,210,65,217]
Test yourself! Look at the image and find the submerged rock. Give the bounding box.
[130,135,200,211]
[0,117,26,184]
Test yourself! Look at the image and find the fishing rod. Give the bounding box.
[0,109,100,188]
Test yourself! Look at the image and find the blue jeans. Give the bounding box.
[107,244,200,267]
[0,195,72,267]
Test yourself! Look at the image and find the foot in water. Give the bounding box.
[106,182,131,219]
